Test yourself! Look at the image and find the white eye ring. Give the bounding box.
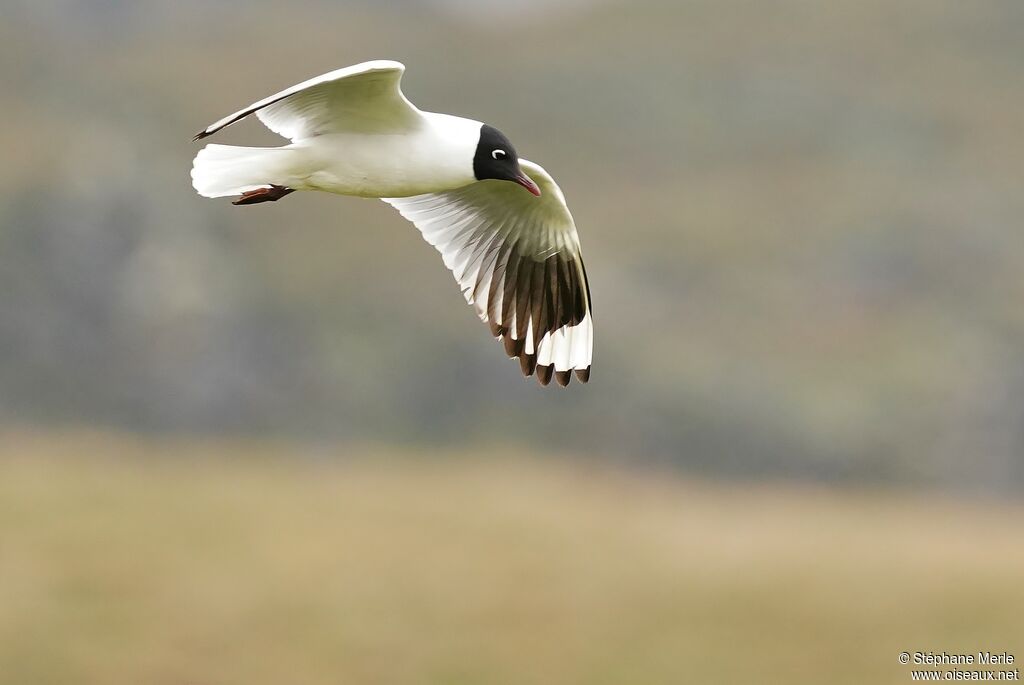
[492,149,507,160]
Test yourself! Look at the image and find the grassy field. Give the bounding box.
[0,432,1021,684]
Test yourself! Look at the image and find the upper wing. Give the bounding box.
[193,60,422,141]
[384,160,593,386]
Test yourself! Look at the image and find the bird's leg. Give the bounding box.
[232,185,296,206]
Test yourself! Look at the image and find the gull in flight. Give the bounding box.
[191,60,592,386]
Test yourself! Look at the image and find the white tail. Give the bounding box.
[190,144,297,198]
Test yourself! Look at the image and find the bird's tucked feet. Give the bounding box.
[232,185,296,205]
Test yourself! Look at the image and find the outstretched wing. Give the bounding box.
[384,160,593,386]
[193,60,422,141]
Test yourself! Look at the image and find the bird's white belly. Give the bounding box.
[289,129,477,198]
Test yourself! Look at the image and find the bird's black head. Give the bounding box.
[473,124,540,196]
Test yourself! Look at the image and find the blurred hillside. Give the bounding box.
[1,0,1023,490]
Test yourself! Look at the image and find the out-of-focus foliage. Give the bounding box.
[1,0,1022,490]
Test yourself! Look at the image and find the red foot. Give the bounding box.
[232,185,296,205]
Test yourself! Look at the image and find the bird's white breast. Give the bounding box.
[292,112,482,198]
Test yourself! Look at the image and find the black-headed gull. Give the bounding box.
[191,60,592,386]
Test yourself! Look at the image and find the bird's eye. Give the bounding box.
[492,149,507,160]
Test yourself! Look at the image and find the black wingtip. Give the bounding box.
[536,365,553,386]
[503,335,524,358]
[519,353,537,377]
[555,370,571,387]
[192,130,210,142]
[574,367,591,384]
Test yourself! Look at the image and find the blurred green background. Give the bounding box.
[1,1,1022,683]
